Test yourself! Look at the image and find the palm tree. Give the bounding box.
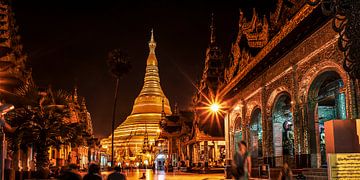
[6,83,81,178]
[107,49,131,167]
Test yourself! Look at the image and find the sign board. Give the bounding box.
[273,123,283,157]
[328,153,360,180]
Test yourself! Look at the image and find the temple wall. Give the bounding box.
[226,19,356,168]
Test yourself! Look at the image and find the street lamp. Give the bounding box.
[210,103,220,113]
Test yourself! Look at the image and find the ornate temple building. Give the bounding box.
[217,0,359,173]
[101,30,172,166]
[0,0,31,102]
[0,1,99,178]
[48,87,96,169]
[11,87,97,174]
[188,15,226,168]
[157,106,194,169]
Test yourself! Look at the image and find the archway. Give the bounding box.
[307,71,346,167]
[155,153,166,170]
[272,93,294,167]
[249,108,262,166]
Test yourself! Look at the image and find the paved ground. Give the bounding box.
[100,169,225,180]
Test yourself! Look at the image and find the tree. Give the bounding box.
[107,49,131,167]
[6,83,81,178]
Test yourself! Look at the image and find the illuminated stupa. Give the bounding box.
[101,30,172,158]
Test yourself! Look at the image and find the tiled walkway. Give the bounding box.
[103,169,225,180]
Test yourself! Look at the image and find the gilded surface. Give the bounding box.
[225,19,354,168]
[0,1,31,100]
[101,31,172,157]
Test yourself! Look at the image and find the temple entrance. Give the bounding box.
[308,71,346,167]
[155,153,166,170]
[272,93,294,167]
[249,108,262,166]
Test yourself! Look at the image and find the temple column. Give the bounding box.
[204,141,208,167]
[261,87,274,167]
[348,77,359,119]
[298,102,311,168]
[186,145,190,167]
[168,138,172,165]
[197,142,201,166]
[225,113,230,159]
[214,141,218,162]
[292,65,302,168]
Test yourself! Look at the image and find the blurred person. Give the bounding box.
[278,162,293,180]
[59,164,82,180]
[83,163,102,180]
[107,166,126,180]
[139,172,146,179]
[232,141,251,180]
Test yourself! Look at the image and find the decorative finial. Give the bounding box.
[151,28,154,42]
[210,13,216,44]
[73,85,78,102]
[149,28,156,54]
[174,102,178,115]
[81,97,87,111]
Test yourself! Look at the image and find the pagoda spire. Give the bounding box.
[148,29,157,60]
[174,102,179,115]
[131,29,172,115]
[73,85,78,102]
[146,29,158,66]
[210,13,216,45]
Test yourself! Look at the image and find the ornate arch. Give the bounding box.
[266,86,292,114]
[298,60,349,104]
[232,114,242,133]
[245,102,261,124]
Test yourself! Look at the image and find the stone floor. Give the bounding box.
[101,169,225,180]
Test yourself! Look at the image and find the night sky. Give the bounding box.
[12,0,271,138]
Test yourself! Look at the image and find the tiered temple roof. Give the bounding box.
[0,0,31,102]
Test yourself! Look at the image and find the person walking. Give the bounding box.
[107,166,126,180]
[232,141,251,180]
[58,164,82,180]
[83,163,102,180]
[278,162,293,180]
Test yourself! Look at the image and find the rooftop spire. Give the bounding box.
[73,85,78,102]
[210,13,216,44]
[149,28,156,54]
[131,29,172,115]
[147,29,158,66]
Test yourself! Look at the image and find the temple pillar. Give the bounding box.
[348,78,359,119]
[292,65,304,168]
[225,113,230,160]
[204,141,208,167]
[186,145,190,167]
[295,102,310,168]
[214,141,218,162]
[261,87,275,167]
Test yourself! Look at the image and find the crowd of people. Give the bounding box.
[50,141,294,180]
[52,163,126,180]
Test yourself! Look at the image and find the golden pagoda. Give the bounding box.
[101,30,172,160]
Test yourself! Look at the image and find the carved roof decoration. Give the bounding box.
[0,0,32,102]
[222,0,322,97]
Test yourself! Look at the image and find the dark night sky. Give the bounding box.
[12,0,271,138]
